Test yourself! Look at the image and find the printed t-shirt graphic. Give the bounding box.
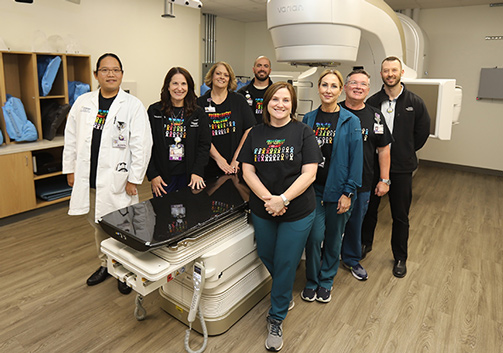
[165,115,187,139]
[93,109,108,130]
[253,139,295,162]
[209,111,235,136]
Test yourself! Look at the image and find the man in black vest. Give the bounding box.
[237,56,273,124]
[362,56,430,278]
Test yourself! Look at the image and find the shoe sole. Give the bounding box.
[315,296,331,303]
[288,300,295,311]
[315,286,333,303]
[351,271,369,281]
[393,270,407,278]
[265,342,283,352]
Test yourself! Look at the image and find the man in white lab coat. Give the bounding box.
[63,53,152,294]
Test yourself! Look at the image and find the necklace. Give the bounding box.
[387,100,394,113]
[171,107,184,120]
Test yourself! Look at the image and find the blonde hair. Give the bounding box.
[204,61,237,91]
[318,69,344,88]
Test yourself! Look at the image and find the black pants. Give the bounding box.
[361,172,413,261]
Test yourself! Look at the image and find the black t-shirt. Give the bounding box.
[164,106,186,176]
[197,91,255,178]
[238,83,270,124]
[90,93,116,189]
[238,120,322,222]
[341,102,393,192]
[312,110,339,186]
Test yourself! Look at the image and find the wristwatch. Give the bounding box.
[379,178,391,186]
[342,192,354,199]
[280,193,290,206]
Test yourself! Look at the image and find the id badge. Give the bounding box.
[169,143,184,161]
[112,135,127,148]
[374,123,384,134]
[205,106,216,113]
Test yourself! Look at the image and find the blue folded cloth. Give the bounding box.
[68,80,90,105]
[2,94,38,142]
[37,55,62,97]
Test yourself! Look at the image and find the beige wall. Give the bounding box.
[215,17,246,76]
[0,0,202,107]
[417,5,503,171]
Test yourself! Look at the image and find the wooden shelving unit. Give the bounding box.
[0,51,92,218]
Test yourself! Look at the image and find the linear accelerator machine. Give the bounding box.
[269,0,462,139]
[100,1,461,352]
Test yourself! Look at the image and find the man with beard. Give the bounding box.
[237,56,273,124]
[362,56,430,278]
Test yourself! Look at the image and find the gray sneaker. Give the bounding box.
[266,316,283,351]
[343,262,368,281]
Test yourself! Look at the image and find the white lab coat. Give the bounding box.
[63,88,153,222]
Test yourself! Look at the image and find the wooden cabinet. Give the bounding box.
[0,51,91,218]
[0,151,36,217]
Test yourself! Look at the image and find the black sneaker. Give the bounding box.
[300,287,317,302]
[266,316,283,351]
[315,287,332,303]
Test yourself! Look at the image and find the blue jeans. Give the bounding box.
[252,210,315,322]
[341,191,370,267]
[305,184,354,290]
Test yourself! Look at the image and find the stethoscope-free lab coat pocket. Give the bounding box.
[111,168,129,194]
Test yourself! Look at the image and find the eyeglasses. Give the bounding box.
[97,68,123,75]
[347,80,369,88]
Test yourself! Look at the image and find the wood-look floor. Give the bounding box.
[0,165,502,353]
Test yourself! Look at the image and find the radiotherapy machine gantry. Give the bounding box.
[99,1,462,352]
[268,0,462,140]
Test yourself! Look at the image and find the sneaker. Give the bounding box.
[316,287,332,303]
[288,298,295,311]
[343,262,368,281]
[300,287,317,302]
[266,316,283,351]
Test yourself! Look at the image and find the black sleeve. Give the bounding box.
[190,107,212,177]
[365,91,382,110]
[235,93,256,130]
[146,104,160,181]
[300,123,323,165]
[237,85,247,97]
